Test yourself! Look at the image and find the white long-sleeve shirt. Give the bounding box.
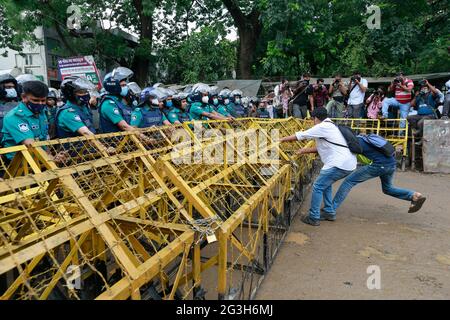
[295,119,357,171]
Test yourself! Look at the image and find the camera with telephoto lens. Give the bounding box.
[393,77,402,85]
[419,79,427,87]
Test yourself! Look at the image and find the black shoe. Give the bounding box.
[320,209,337,221]
[301,215,320,226]
[320,213,336,221]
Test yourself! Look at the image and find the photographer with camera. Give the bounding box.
[346,71,368,118]
[309,79,329,110]
[381,72,414,129]
[366,87,385,119]
[291,73,313,119]
[326,74,348,118]
[407,79,444,142]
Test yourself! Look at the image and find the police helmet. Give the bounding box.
[47,89,58,100]
[219,89,232,99]
[140,87,159,106]
[127,82,142,96]
[191,83,210,102]
[103,67,133,95]
[231,89,243,98]
[0,73,18,87]
[61,76,96,101]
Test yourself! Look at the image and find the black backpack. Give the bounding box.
[321,121,363,154]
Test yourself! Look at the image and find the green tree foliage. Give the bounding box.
[0,0,448,83]
[157,26,236,84]
[259,0,450,78]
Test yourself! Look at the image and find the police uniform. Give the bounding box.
[0,100,19,138]
[215,104,231,117]
[130,105,168,128]
[56,101,96,138]
[256,108,270,119]
[189,102,215,121]
[99,95,134,133]
[1,102,49,160]
[231,102,248,118]
[167,107,192,124]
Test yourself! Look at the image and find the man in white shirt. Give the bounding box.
[280,107,357,226]
[346,71,368,118]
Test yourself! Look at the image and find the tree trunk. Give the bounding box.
[236,26,259,79]
[222,0,262,79]
[132,0,153,85]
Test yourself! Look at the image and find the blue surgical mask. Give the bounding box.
[235,98,241,104]
[5,88,17,98]
[120,86,129,97]
[76,94,91,106]
[27,102,46,114]
[166,100,173,108]
[213,98,219,105]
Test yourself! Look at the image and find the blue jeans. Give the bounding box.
[381,97,411,128]
[309,167,353,220]
[332,164,415,213]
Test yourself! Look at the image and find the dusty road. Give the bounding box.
[256,171,450,299]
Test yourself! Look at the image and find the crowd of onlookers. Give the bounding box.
[268,72,450,142]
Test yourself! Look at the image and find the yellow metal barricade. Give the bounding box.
[0,118,321,300]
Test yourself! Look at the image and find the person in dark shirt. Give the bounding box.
[291,73,312,119]
[324,136,426,221]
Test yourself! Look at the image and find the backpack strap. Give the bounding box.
[320,120,350,149]
[320,137,349,149]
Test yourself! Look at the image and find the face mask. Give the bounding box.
[166,100,173,108]
[235,98,241,104]
[57,101,64,107]
[213,98,219,105]
[5,88,17,98]
[224,99,230,105]
[76,94,91,106]
[181,102,187,109]
[120,86,129,97]
[151,98,159,106]
[202,96,209,104]
[27,101,46,114]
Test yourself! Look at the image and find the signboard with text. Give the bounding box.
[57,55,102,89]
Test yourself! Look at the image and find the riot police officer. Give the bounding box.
[0,74,19,140]
[99,67,137,133]
[1,81,50,161]
[56,76,97,138]
[167,94,192,124]
[230,89,247,118]
[188,84,230,121]
[46,89,58,138]
[130,87,171,128]
[256,99,271,119]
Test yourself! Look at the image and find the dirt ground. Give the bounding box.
[256,171,450,300]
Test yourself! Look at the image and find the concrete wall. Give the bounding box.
[423,120,450,173]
